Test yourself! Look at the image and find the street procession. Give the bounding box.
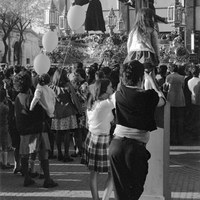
[0,0,200,199]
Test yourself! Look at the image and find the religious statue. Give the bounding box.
[73,0,106,33]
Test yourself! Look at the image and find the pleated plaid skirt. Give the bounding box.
[82,132,110,173]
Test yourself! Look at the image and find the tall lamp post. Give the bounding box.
[117,14,125,34]
[59,5,71,36]
[107,8,117,36]
[44,0,59,30]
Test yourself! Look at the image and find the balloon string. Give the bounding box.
[62,35,73,68]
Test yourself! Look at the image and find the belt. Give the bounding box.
[114,136,146,146]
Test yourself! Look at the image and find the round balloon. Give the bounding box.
[42,30,58,52]
[33,53,50,75]
[67,5,86,31]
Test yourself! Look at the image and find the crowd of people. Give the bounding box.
[2,59,199,198]
[0,7,200,200]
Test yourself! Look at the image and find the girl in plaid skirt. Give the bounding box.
[82,79,114,200]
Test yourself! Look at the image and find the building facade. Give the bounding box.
[0,28,41,66]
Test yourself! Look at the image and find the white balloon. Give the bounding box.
[33,53,50,75]
[67,5,86,31]
[42,30,58,52]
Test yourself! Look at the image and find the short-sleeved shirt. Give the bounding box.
[87,99,114,135]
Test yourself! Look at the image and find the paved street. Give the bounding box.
[0,144,200,200]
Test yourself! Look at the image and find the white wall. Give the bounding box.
[101,0,119,10]
[195,1,200,31]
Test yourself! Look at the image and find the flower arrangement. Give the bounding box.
[159,33,189,65]
[48,33,128,67]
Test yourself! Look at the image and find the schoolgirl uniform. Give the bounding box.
[83,98,114,172]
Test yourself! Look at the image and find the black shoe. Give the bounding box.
[49,155,57,159]
[38,174,45,179]
[24,178,35,187]
[13,168,22,174]
[57,154,64,161]
[29,171,39,178]
[71,152,78,157]
[80,158,86,164]
[63,156,73,162]
[1,164,14,170]
[43,179,58,188]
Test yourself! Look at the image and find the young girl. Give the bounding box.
[124,8,160,68]
[30,73,56,118]
[82,79,114,200]
[50,68,82,162]
[13,71,57,188]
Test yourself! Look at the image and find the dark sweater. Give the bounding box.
[115,84,159,131]
[14,91,44,135]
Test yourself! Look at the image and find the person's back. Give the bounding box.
[188,65,200,106]
[187,65,200,139]
[109,60,166,200]
[165,65,185,107]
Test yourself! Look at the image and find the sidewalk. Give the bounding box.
[170,145,200,200]
[0,145,200,200]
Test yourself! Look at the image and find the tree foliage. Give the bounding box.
[0,0,51,64]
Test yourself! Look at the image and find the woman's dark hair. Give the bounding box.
[38,73,50,86]
[74,62,83,69]
[95,70,105,80]
[13,71,32,93]
[121,60,144,86]
[170,63,179,73]
[14,65,22,74]
[101,67,111,78]
[87,67,96,85]
[110,67,120,91]
[191,65,200,77]
[3,66,13,79]
[87,79,111,110]
[75,68,86,80]
[90,63,99,72]
[158,64,167,78]
[52,68,69,87]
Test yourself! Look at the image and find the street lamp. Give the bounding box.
[107,8,117,36]
[44,0,59,30]
[167,1,185,28]
[59,5,71,36]
[117,14,125,34]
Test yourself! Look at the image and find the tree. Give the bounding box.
[0,0,20,63]
[0,0,51,64]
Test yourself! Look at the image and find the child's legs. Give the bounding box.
[29,152,37,173]
[38,132,51,181]
[19,134,38,179]
[102,172,113,200]
[21,154,30,179]
[64,130,71,157]
[89,171,100,200]
[55,130,63,156]
[74,128,83,154]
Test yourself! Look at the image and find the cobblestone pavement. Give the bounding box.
[170,146,200,200]
[0,145,200,200]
